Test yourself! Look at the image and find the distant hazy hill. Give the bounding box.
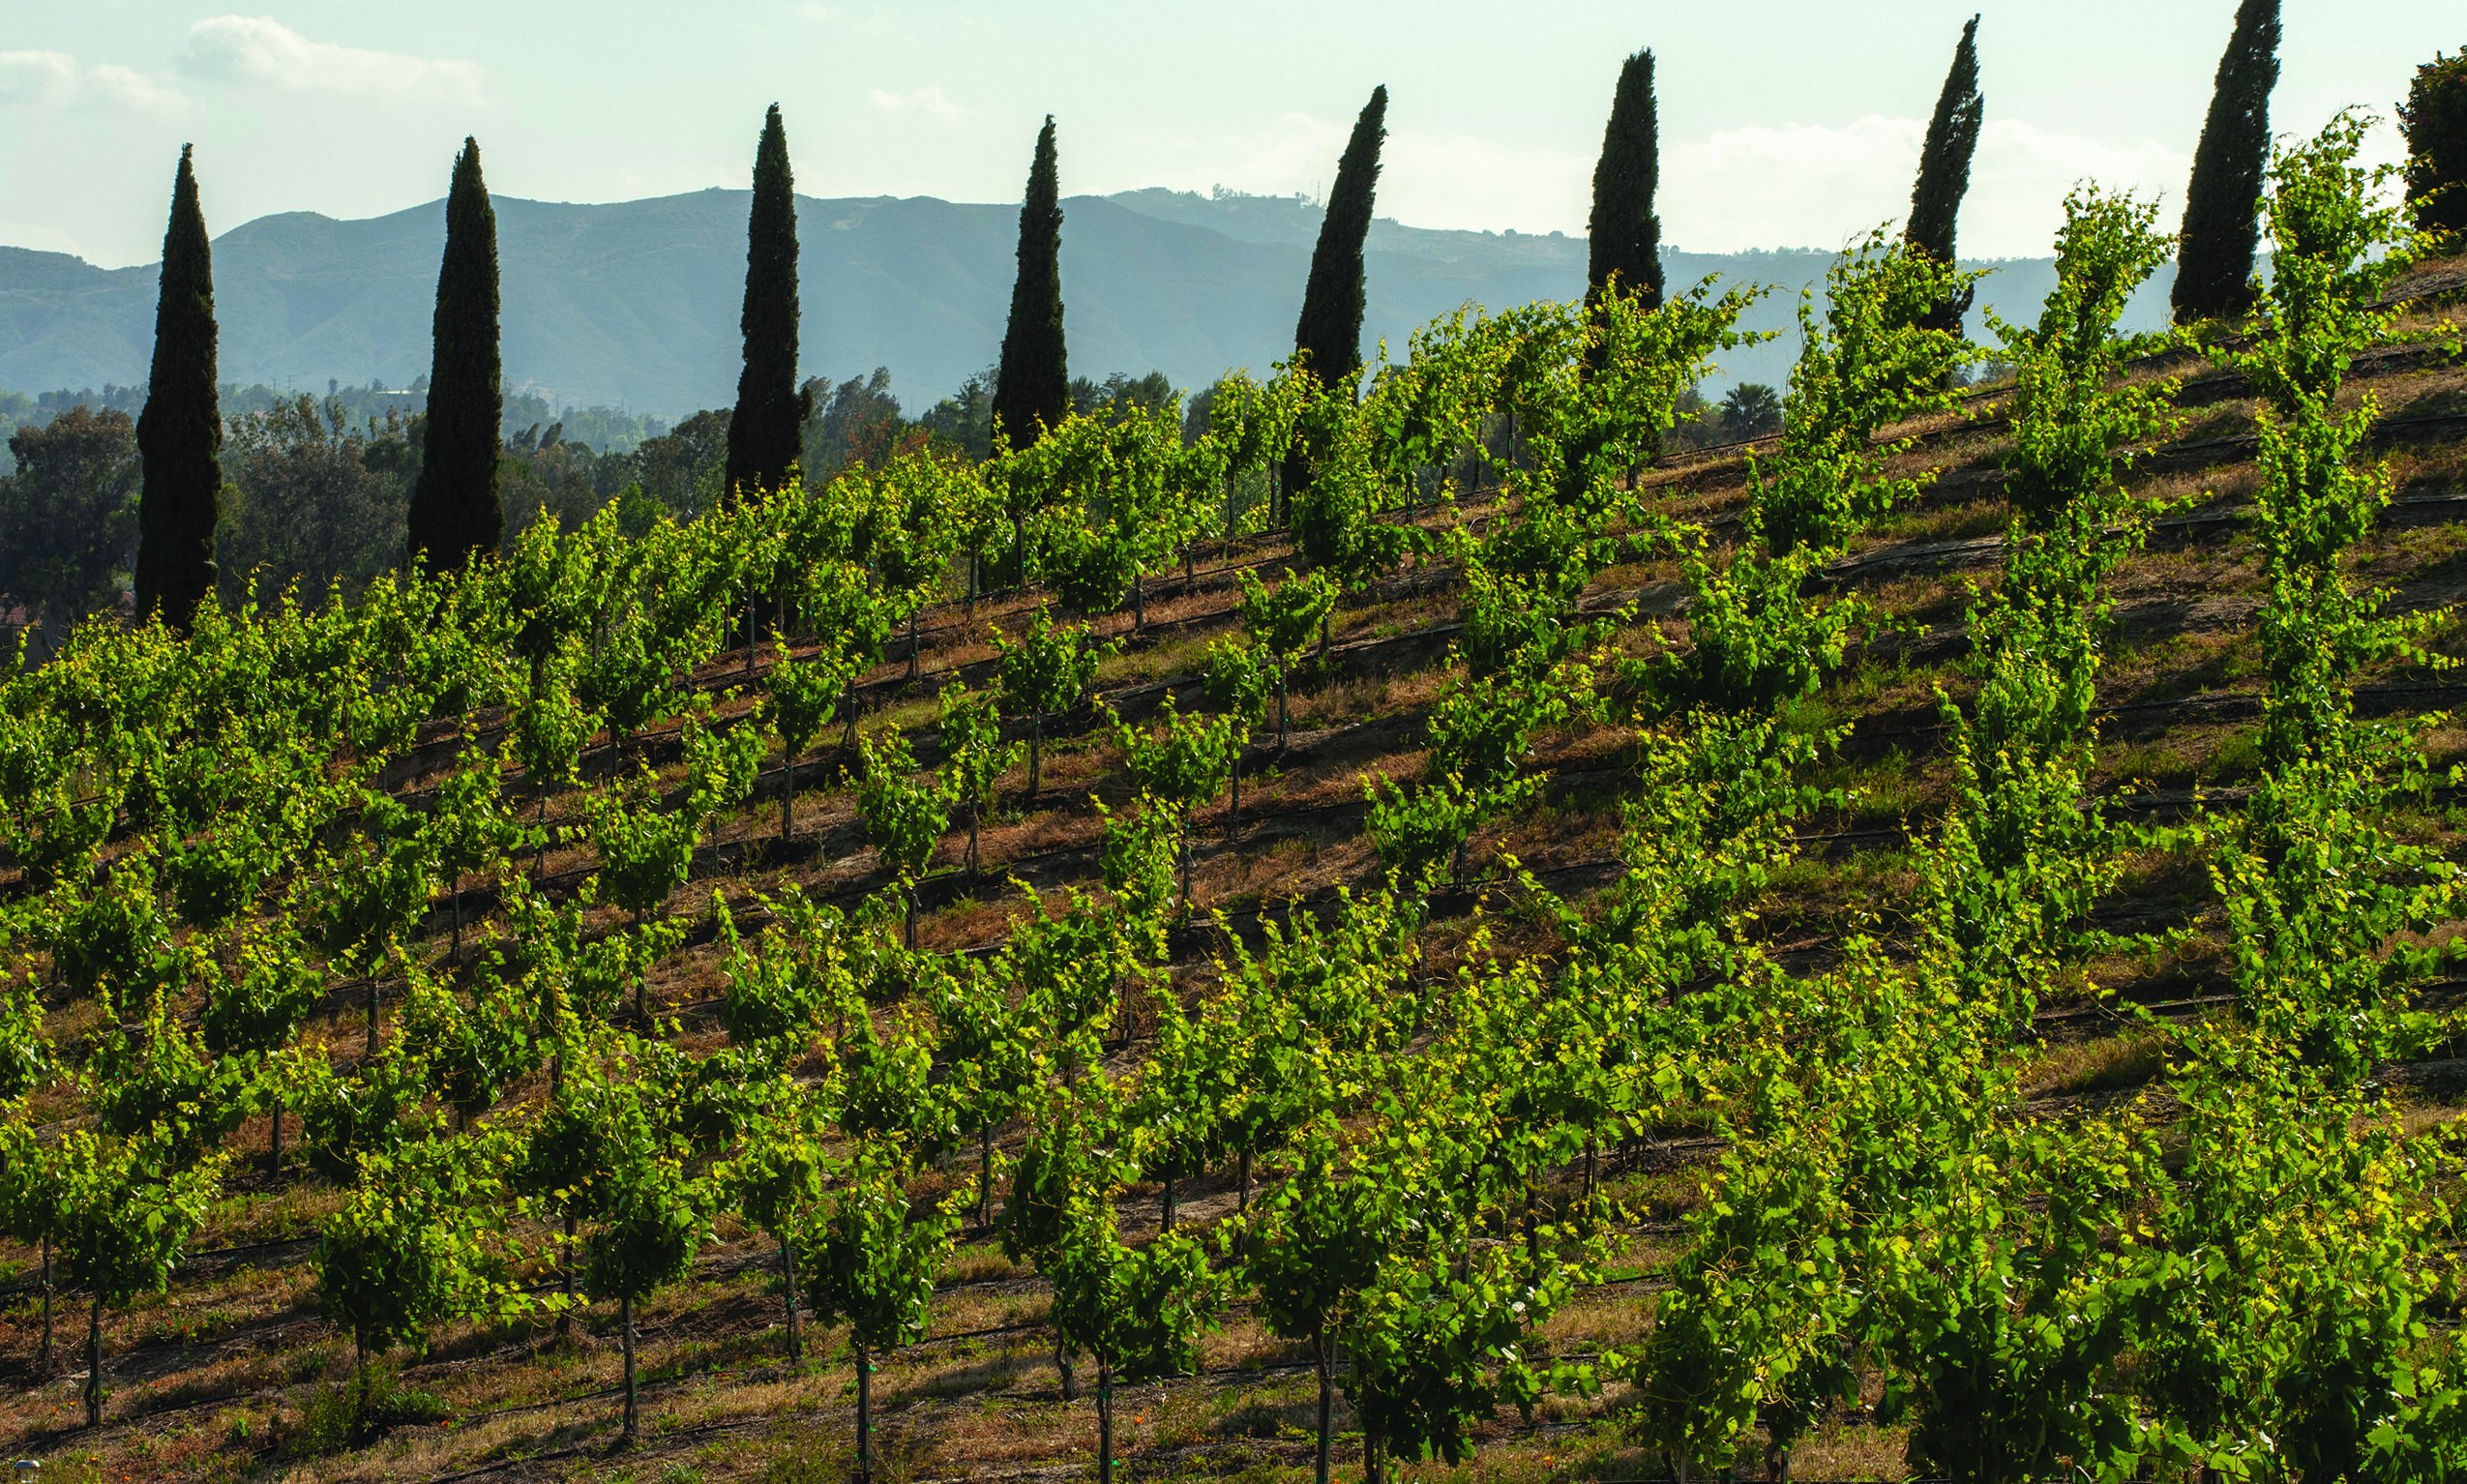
[0,188,2174,420]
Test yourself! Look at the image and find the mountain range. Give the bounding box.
[0,187,2177,422]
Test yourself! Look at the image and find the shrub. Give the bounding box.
[2403,50,2467,234]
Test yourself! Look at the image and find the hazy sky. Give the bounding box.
[2,2,2452,269]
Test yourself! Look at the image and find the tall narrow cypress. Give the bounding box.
[2173,0,2281,324]
[1587,51,1663,312]
[725,104,803,503]
[133,144,222,628]
[992,116,1067,455]
[405,136,503,576]
[1906,15,1983,336]
[1283,85,1388,505]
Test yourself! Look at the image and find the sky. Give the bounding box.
[0,2,2453,270]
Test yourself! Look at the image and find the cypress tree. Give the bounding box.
[1587,51,1663,312]
[1906,15,1983,336]
[992,116,1067,455]
[1283,85,1388,507]
[725,104,803,503]
[2172,0,2280,324]
[133,144,222,629]
[405,136,504,576]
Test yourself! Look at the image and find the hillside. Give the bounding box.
[0,134,2453,1484]
[0,189,2171,417]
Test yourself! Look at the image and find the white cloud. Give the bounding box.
[1381,130,1589,237]
[1663,115,2198,259]
[177,15,481,101]
[0,51,76,107]
[867,86,960,120]
[0,219,86,258]
[85,64,189,114]
[0,49,184,113]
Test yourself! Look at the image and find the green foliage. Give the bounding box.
[1661,542,1863,714]
[724,104,804,503]
[1046,1183,1229,1378]
[1586,49,1664,312]
[801,1140,958,1353]
[312,796,435,976]
[2402,49,2467,234]
[761,640,850,760]
[1904,16,1983,334]
[714,887,849,1045]
[50,855,170,1015]
[317,1135,520,1366]
[2174,0,2281,323]
[1746,227,1977,556]
[992,117,1068,454]
[406,137,504,574]
[588,768,696,920]
[854,729,953,886]
[2225,113,2442,766]
[993,607,1115,798]
[133,143,223,630]
[1293,85,1388,406]
[583,1154,706,1304]
[91,993,252,1169]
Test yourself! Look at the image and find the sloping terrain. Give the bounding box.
[0,215,2446,1484]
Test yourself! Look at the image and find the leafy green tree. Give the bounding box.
[714,887,849,1046]
[1188,636,1270,826]
[52,1128,224,1425]
[938,684,1023,876]
[1238,568,1336,750]
[402,962,540,1129]
[1716,382,1783,439]
[0,1118,71,1373]
[50,853,170,1019]
[803,1141,961,1482]
[682,710,764,837]
[1250,1132,1400,1484]
[1586,49,1663,313]
[929,959,1037,1228]
[512,637,595,876]
[0,406,141,657]
[852,729,954,949]
[993,117,1069,457]
[514,1056,636,1338]
[585,1147,708,1446]
[1045,1184,1231,1484]
[312,796,436,1053]
[1904,15,1983,337]
[1744,227,1977,557]
[202,927,320,1172]
[406,137,505,575]
[2402,50,2467,234]
[423,749,524,960]
[992,607,1113,803]
[1108,697,1238,905]
[587,768,698,1018]
[761,641,857,843]
[1347,1239,1576,1482]
[725,104,806,504]
[91,991,251,1171]
[1284,86,1389,507]
[134,143,223,629]
[719,1087,832,1358]
[161,808,276,933]
[317,1135,520,1430]
[2173,0,2281,323]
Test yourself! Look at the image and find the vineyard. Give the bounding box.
[8,118,2467,1484]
